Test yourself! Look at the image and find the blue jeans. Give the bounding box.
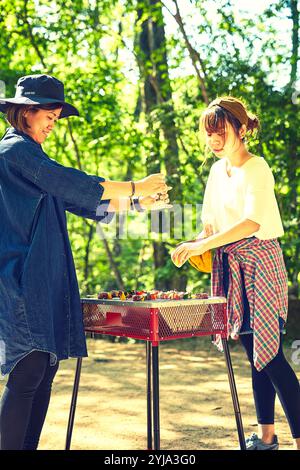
[0,351,59,450]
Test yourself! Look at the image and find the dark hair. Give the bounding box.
[5,103,63,132]
[200,103,260,141]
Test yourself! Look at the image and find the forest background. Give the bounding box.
[0,0,299,308]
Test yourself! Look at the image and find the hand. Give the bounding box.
[171,239,208,268]
[203,223,214,237]
[195,223,214,240]
[139,193,172,210]
[135,173,171,197]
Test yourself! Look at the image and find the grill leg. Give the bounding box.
[152,344,160,450]
[146,342,153,449]
[222,338,246,450]
[65,357,82,450]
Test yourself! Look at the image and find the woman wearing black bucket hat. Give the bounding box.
[0,74,171,450]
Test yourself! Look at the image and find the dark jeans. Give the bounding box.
[240,333,300,439]
[0,351,59,450]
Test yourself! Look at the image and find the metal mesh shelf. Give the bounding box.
[81,297,227,341]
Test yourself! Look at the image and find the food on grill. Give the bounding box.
[98,292,113,299]
[97,290,209,301]
[132,294,145,301]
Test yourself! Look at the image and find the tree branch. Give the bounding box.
[97,224,125,290]
[23,0,47,69]
[67,120,83,171]
[290,0,299,85]
[162,0,209,104]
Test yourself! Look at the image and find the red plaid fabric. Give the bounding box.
[212,238,288,371]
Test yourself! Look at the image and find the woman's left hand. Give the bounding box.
[139,193,172,210]
[171,240,208,268]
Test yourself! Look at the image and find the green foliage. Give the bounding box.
[0,0,299,295]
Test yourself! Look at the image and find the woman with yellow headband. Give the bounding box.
[171,96,300,450]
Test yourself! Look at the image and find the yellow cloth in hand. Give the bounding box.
[188,250,212,273]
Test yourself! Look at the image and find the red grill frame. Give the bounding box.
[81,297,228,343]
[65,296,246,451]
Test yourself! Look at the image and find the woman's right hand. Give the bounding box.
[135,173,171,197]
[196,223,214,240]
[203,223,214,237]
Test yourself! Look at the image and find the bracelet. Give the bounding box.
[130,181,135,197]
[133,197,145,212]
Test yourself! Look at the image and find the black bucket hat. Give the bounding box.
[0,74,79,119]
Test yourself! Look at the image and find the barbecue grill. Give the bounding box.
[65,297,246,450]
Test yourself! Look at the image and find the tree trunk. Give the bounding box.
[287,0,299,296]
[162,0,209,104]
[136,0,187,290]
[290,0,299,86]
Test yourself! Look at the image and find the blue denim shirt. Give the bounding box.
[0,127,114,375]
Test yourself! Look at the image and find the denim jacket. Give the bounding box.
[0,127,114,375]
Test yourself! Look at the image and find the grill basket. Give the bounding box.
[82,297,227,342]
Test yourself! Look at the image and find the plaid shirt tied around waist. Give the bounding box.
[212,238,288,371]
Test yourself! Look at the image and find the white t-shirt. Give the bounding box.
[201,156,284,240]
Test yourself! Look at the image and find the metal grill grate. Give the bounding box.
[83,303,152,340]
[157,303,226,339]
[82,297,227,341]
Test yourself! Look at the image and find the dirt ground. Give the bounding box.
[1,336,299,450]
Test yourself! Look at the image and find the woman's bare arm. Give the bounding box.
[204,218,260,251]
[100,173,170,200]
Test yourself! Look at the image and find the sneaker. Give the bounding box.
[245,432,279,450]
